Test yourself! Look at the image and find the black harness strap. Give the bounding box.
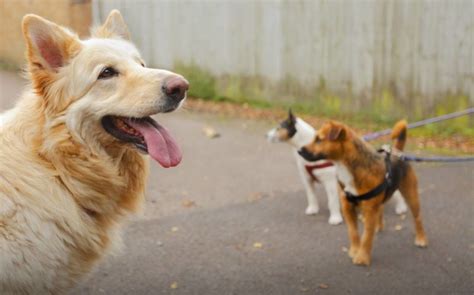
[345,149,393,205]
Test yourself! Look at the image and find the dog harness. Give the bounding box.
[344,148,393,205]
[305,161,334,182]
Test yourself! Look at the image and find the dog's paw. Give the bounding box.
[415,236,428,248]
[352,252,371,266]
[348,246,359,258]
[328,214,343,225]
[305,206,319,215]
[395,202,408,215]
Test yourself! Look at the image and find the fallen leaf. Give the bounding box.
[400,214,406,220]
[394,224,403,231]
[171,227,179,232]
[342,246,348,252]
[253,242,263,249]
[182,200,196,208]
[202,126,220,138]
[248,192,264,202]
[299,287,309,292]
[170,282,178,289]
[319,283,329,289]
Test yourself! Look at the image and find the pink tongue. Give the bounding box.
[126,119,182,168]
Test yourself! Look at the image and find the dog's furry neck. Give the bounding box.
[289,118,316,148]
[9,92,148,219]
[336,135,385,193]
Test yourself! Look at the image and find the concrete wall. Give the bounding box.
[0,0,92,67]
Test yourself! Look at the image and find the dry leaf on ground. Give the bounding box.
[202,126,220,138]
[253,242,263,249]
[319,283,329,289]
[182,200,196,208]
[170,282,178,289]
[248,192,264,202]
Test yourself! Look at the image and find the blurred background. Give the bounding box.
[1,0,473,135]
[1,1,473,294]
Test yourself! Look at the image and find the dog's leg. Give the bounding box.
[340,195,360,259]
[296,156,319,215]
[393,190,408,215]
[399,168,428,248]
[375,204,384,233]
[353,202,378,266]
[320,175,343,225]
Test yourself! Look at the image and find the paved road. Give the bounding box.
[1,71,473,295]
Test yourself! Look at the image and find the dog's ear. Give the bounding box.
[288,108,296,123]
[22,14,81,72]
[94,10,130,40]
[328,123,346,141]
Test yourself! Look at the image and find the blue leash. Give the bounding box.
[363,108,474,141]
[398,154,474,163]
[364,108,474,163]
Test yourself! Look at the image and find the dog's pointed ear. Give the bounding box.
[328,123,346,141]
[22,14,81,72]
[288,108,296,123]
[94,10,130,40]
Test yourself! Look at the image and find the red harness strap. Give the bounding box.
[304,162,334,182]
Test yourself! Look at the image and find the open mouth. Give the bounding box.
[101,116,182,168]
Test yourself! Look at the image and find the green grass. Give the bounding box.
[0,59,20,71]
[174,62,473,138]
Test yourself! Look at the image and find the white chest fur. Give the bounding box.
[334,162,357,195]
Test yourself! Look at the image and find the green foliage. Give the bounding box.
[173,62,473,137]
[174,62,217,99]
[0,59,20,71]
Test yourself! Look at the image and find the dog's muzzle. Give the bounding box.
[298,147,326,162]
[161,76,189,112]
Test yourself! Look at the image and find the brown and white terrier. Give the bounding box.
[298,120,428,266]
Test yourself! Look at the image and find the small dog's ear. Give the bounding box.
[94,10,130,40]
[22,14,81,72]
[328,124,346,141]
[288,108,296,123]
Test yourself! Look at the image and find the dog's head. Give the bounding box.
[22,10,188,168]
[266,109,297,143]
[298,121,350,162]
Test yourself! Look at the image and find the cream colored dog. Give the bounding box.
[0,10,188,294]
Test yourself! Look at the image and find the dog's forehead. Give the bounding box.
[82,38,141,60]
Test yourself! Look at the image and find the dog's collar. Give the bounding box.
[304,162,334,182]
[345,148,393,205]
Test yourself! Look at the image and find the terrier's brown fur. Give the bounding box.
[300,120,427,266]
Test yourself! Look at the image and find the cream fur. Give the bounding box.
[0,10,185,294]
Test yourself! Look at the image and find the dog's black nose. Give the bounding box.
[297,148,307,157]
[298,147,315,161]
[162,77,189,102]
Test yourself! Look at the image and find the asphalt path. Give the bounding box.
[1,71,473,295]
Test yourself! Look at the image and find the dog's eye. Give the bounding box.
[98,67,118,79]
[140,63,145,67]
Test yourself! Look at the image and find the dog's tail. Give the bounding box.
[391,120,407,151]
